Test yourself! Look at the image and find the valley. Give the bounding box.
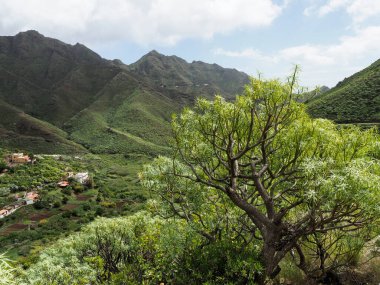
[0,30,379,284]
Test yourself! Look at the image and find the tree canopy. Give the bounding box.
[141,70,380,283]
[12,71,380,285]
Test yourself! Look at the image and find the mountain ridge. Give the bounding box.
[0,30,250,154]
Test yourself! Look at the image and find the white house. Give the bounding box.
[74,172,89,184]
[0,209,9,218]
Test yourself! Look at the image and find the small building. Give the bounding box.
[25,191,39,205]
[75,172,89,184]
[0,209,9,218]
[10,153,31,163]
[57,181,70,188]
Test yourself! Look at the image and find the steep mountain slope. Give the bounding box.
[0,31,250,155]
[129,50,250,100]
[0,99,86,153]
[64,72,193,154]
[0,30,120,126]
[307,59,380,123]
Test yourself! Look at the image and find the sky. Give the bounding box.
[0,0,379,88]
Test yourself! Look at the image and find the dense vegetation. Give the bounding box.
[308,59,380,123]
[3,72,379,284]
[1,31,380,284]
[0,149,149,261]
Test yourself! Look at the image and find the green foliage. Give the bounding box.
[20,238,96,285]
[308,59,380,123]
[0,253,16,285]
[19,211,262,284]
[141,71,380,282]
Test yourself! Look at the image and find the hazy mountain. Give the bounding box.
[299,85,330,103]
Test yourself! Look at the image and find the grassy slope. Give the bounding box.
[307,59,380,123]
[0,99,86,154]
[64,72,184,155]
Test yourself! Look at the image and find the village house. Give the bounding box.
[25,191,39,205]
[74,172,89,184]
[0,209,9,218]
[10,153,31,163]
[0,192,39,219]
[57,181,69,188]
[67,172,89,184]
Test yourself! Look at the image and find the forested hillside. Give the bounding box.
[308,59,380,123]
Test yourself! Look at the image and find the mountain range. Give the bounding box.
[0,30,379,155]
[0,31,249,155]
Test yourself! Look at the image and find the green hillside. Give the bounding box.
[64,72,182,154]
[307,59,380,123]
[0,31,249,155]
[0,99,86,154]
[0,30,120,126]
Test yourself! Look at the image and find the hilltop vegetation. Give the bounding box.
[308,59,380,123]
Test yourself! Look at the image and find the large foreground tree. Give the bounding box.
[142,71,380,283]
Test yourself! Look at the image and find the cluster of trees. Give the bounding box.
[5,71,380,284]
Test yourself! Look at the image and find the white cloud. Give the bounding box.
[214,25,380,86]
[318,0,350,16]
[279,45,334,65]
[0,0,284,46]
[305,0,380,24]
[346,0,380,24]
[214,47,277,63]
[280,26,380,65]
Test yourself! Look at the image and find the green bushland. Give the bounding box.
[308,59,380,123]
[10,72,380,284]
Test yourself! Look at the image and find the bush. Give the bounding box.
[62,196,69,204]
[99,201,116,208]
[95,207,104,216]
[62,211,72,218]
[20,212,262,285]
[82,203,91,211]
[0,161,7,172]
[73,184,84,194]
[61,188,72,196]
[33,201,50,210]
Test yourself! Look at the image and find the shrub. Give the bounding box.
[62,196,69,204]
